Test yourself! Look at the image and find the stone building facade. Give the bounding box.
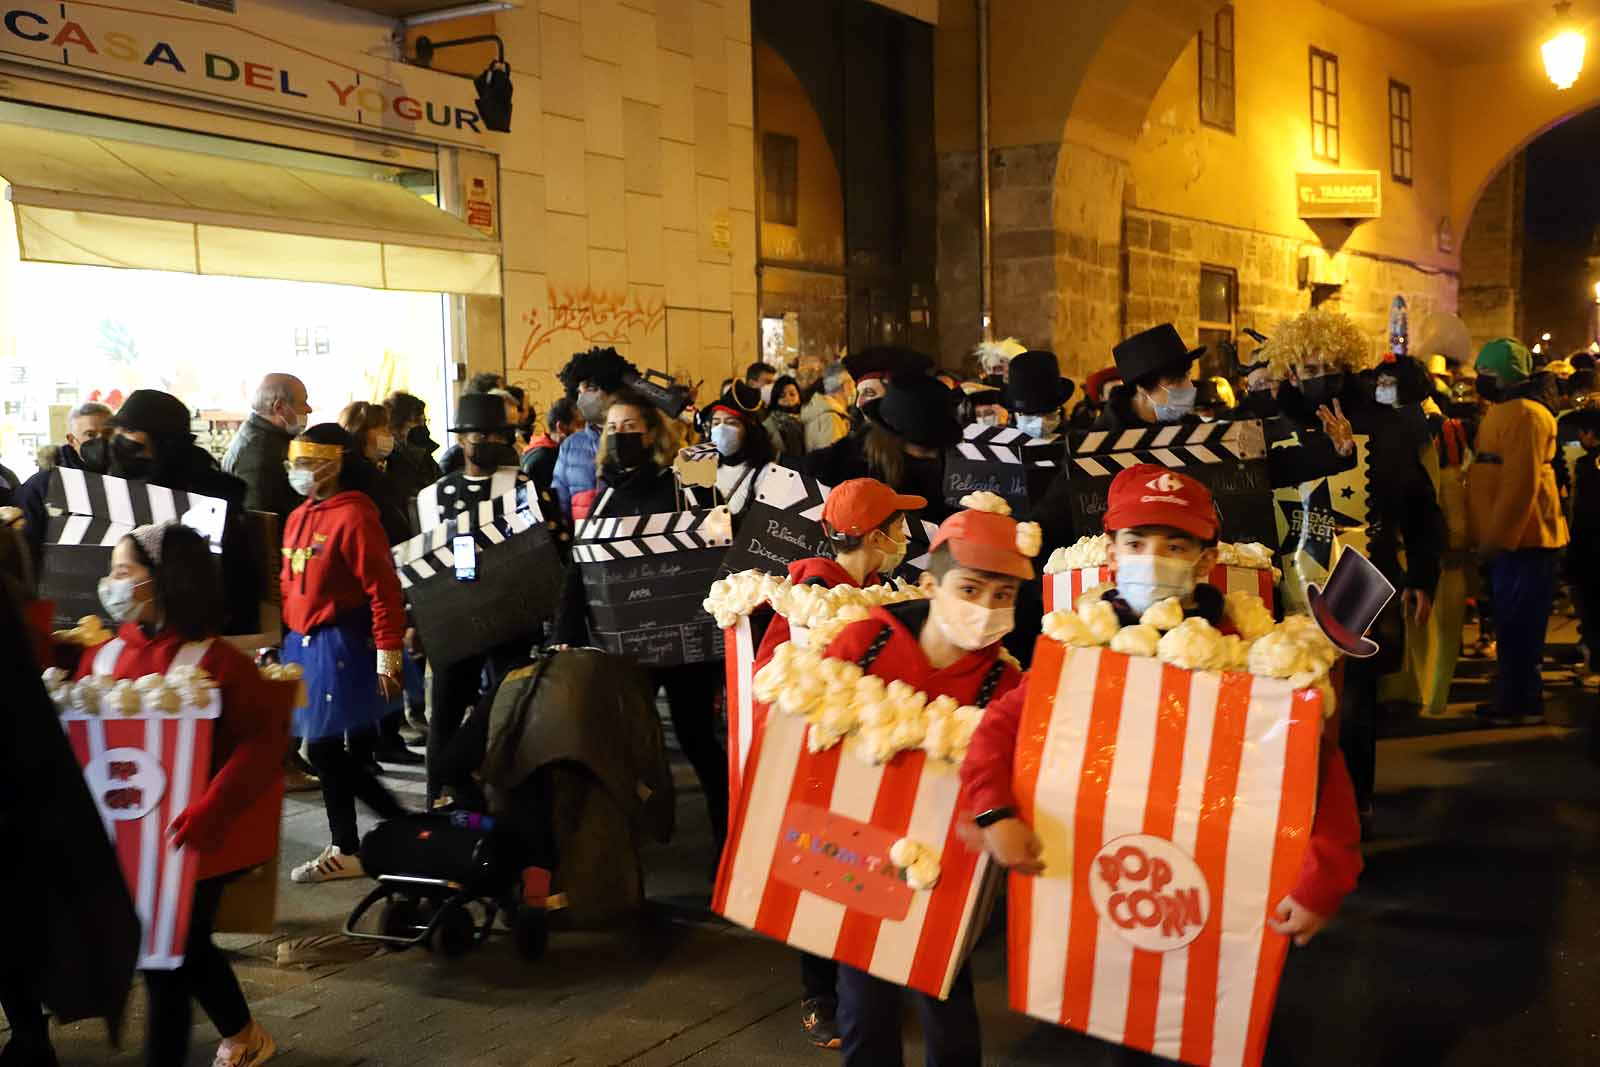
[1458,157,1527,354]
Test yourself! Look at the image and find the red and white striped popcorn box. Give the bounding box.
[60,693,221,970]
[714,708,995,1000]
[1008,642,1323,1067]
[1043,565,1275,615]
[724,618,759,814]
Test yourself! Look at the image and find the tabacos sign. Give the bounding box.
[0,0,498,149]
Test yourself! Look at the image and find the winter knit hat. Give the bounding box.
[1475,337,1532,386]
[129,520,177,565]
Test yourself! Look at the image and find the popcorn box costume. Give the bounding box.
[50,644,221,971]
[1005,641,1323,1067]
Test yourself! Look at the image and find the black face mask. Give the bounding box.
[111,434,154,480]
[408,424,433,446]
[1298,373,1344,408]
[605,431,649,471]
[467,441,518,470]
[79,436,112,474]
[776,403,802,415]
[1243,391,1280,419]
[1477,375,1502,402]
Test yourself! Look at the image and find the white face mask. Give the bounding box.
[934,596,1015,651]
[710,423,743,457]
[1115,553,1200,615]
[374,432,396,458]
[873,530,909,574]
[976,412,1001,428]
[759,383,774,405]
[97,575,148,623]
[288,467,321,497]
[1375,384,1399,407]
[1015,412,1061,439]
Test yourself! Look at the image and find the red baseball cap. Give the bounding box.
[1102,464,1218,541]
[822,478,927,537]
[931,510,1034,580]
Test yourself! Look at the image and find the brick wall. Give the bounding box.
[1459,154,1526,355]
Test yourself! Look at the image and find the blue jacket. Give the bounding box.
[551,425,600,519]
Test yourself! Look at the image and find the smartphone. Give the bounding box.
[452,534,477,581]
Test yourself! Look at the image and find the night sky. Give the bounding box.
[1525,105,1600,243]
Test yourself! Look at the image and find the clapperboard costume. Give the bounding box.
[718,467,942,583]
[40,467,229,627]
[1062,421,1275,544]
[942,424,1062,519]
[419,393,567,803]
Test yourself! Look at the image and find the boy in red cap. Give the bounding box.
[750,477,926,1049]
[820,498,1032,1065]
[961,464,1361,951]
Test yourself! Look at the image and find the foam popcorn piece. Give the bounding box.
[1042,609,1099,647]
[1226,590,1277,641]
[1219,634,1252,672]
[1138,597,1185,632]
[108,680,142,717]
[1156,617,1227,671]
[890,837,921,868]
[907,854,943,892]
[959,491,1012,516]
[1077,599,1120,644]
[1110,624,1161,658]
[41,667,69,693]
[1015,521,1043,559]
[1248,614,1338,694]
[1044,534,1110,573]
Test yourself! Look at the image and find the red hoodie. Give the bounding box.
[752,556,882,669]
[961,670,1363,918]
[279,490,405,651]
[823,601,1022,712]
[75,624,286,880]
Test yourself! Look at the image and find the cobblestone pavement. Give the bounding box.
[31,625,1600,1066]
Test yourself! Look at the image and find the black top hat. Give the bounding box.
[1306,547,1397,658]
[112,389,191,438]
[865,373,963,449]
[1113,324,1204,385]
[1005,350,1076,415]
[450,392,513,434]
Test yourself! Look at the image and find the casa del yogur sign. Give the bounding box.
[0,0,499,149]
[1295,170,1382,220]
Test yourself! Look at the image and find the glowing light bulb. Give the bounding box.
[1544,23,1586,90]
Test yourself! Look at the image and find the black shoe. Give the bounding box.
[363,757,386,778]
[374,744,426,766]
[1473,704,1517,727]
[286,747,320,779]
[800,997,841,1050]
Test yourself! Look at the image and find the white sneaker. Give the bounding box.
[290,845,363,884]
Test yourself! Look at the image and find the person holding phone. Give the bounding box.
[279,424,410,884]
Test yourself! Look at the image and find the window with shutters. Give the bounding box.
[1389,79,1413,184]
[762,132,799,227]
[1198,5,1236,132]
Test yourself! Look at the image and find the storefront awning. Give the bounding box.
[0,122,501,295]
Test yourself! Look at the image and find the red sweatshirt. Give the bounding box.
[961,673,1363,918]
[752,556,883,669]
[75,624,287,881]
[280,490,406,651]
[823,601,1022,712]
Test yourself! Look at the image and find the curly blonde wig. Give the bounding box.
[1263,309,1374,379]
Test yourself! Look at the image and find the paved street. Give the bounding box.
[33,625,1600,1067]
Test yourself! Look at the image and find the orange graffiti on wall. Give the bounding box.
[516,285,666,371]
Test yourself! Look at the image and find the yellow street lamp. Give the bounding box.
[1544,2,1586,90]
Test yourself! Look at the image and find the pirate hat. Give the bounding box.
[1306,547,1396,659]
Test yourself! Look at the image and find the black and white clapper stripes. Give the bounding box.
[414,467,526,534]
[1065,421,1266,476]
[953,424,1061,465]
[392,484,546,589]
[570,507,735,562]
[45,468,229,550]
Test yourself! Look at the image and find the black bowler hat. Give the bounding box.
[1005,350,1076,415]
[1306,548,1397,658]
[1113,323,1205,384]
[865,373,963,449]
[450,392,513,434]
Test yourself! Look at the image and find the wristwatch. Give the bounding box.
[973,806,1016,828]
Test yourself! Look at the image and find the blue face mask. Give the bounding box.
[1148,383,1196,424]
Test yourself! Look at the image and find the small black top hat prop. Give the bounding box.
[1306,547,1397,659]
[1005,350,1076,415]
[450,392,513,434]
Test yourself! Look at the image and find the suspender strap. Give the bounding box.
[975,660,1008,708]
[855,624,894,671]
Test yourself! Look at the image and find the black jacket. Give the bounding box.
[521,443,560,498]
[221,413,295,521]
[386,440,442,503]
[1569,446,1600,580]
